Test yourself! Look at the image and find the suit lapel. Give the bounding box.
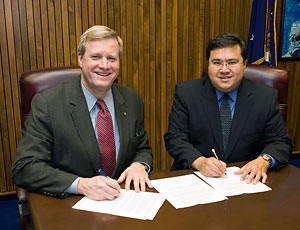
[111,84,128,177]
[200,79,224,159]
[68,78,102,173]
[224,79,254,160]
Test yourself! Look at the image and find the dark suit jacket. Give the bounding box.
[164,76,292,171]
[11,77,153,197]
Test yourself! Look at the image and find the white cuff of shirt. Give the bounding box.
[64,177,80,194]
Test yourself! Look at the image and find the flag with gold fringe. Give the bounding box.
[248,0,277,66]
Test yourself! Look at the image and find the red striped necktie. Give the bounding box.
[96,99,116,177]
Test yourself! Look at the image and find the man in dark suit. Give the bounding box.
[164,33,292,184]
[12,25,153,201]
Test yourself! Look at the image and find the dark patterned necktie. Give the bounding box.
[96,99,116,177]
[220,94,232,151]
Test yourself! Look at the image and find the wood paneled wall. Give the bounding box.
[0,0,299,195]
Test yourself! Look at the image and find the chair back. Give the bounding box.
[244,64,289,122]
[20,66,81,128]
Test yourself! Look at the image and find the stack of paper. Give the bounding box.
[72,189,165,220]
[151,174,227,209]
[73,166,272,220]
[194,166,272,196]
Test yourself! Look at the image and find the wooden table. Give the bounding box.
[27,163,300,230]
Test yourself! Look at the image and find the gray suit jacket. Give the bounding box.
[11,77,153,197]
[165,76,292,171]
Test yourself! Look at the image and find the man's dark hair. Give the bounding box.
[206,33,248,61]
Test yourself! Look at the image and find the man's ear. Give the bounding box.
[78,53,83,68]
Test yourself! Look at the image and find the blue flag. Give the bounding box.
[248,0,277,66]
[268,0,277,66]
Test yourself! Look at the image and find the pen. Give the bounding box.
[211,148,219,160]
[98,169,108,177]
[211,148,227,176]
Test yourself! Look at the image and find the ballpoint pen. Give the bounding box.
[211,148,227,176]
[98,169,108,177]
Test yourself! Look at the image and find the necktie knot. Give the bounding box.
[222,93,229,101]
[96,99,108,112]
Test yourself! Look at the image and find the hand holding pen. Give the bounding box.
[76,169,120,201]
[191,151,227,177]
[211,148,227,176]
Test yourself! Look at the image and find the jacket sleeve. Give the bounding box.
[130,94,153,170]
[261,90,292,169]
[164,84,204,170]
[11,93,77,198]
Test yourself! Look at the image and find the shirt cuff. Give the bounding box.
[64,177,80,194]
[140,162,151,173]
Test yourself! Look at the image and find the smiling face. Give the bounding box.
[78,38,120,98]
[208,45,247,93]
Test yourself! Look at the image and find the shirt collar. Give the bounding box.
[81,82,113,112]
[215,87,239,103]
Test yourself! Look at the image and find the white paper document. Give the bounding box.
[194,166,272,196]
[151,174,227,209]
[72,189,165,220]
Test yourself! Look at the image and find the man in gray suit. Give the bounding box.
[12,25,153,201]
[165,33,292,185]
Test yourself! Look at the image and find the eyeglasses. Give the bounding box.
[209,59,244,69]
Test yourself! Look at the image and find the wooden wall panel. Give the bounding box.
[284,61,300,152]
[0,0,299,195]
[0,0,20,194]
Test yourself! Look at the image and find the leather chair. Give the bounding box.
[243,64,289,122]
[20,66,82,126]
[17,66,81,229]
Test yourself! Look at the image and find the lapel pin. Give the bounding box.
[123,112,127,116]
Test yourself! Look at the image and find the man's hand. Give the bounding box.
[77,176,120,200]
[192,156,227,177]
[234,156,270,184]
[117,162,153,192]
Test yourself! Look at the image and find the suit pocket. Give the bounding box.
[128,134,141,150]
[125,135,141,162]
